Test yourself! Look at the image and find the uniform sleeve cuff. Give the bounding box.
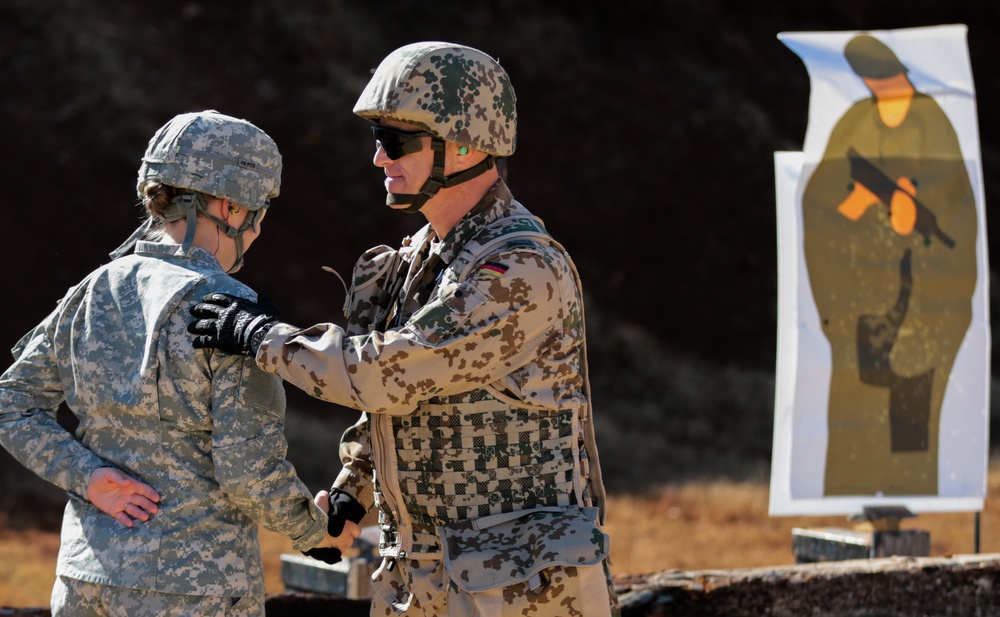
[291,505,330,552]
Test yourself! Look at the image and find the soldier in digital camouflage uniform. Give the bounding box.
[0,110,343,617]
[189,43,619,616]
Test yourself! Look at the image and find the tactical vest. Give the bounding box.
[343,212,607,559]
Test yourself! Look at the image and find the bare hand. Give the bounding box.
[312,519,362,552]
[312,490,362,554]
[86,467,161,528]
[315,489,331,512]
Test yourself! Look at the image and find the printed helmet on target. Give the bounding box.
[843,34,909,79]
[136,109,281,211]
[353,42,517,157]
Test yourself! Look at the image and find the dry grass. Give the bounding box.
[599,478,994,576]
[3,463,999,608]
[0,524,298,608]
[0,527,61,608]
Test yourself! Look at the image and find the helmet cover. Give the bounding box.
[354,42,517,157]
[136,110,281,210]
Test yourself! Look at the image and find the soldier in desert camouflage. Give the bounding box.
[0,110,342,616]
[189,43,619,616]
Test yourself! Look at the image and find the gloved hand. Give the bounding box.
[187,292,278,356]
[303,488,367,565]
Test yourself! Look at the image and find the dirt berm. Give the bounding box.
[612,553,1000,616]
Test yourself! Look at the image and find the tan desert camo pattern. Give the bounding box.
[0,242,327,599]
[391,397,579,540]
[366,507,617,615]
[370,552,617,617]
[257,179,618,615]
[258,181,589,418]
[353,41,517,157]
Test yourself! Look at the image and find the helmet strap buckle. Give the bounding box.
[387,137,497,214]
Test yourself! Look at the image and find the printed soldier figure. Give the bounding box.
[188,43,619,616]
[802,35,977,496]
[0,111,341,616]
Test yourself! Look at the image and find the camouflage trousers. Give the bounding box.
[51,575,264,617]
[369,557,620,617]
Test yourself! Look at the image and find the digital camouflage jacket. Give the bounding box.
[0,241,327,597]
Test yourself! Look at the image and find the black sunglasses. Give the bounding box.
[371,125,431,160]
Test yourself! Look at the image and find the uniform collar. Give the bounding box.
[432,179,514,265]
[134,240,227,273]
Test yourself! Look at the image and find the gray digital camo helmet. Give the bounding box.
[354,42,517,212]
[112,110,282,271]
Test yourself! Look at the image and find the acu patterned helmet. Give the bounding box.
[354,42,517,157]
[113,111,281,271]
[136,109,281,211]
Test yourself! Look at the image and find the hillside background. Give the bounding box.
[1,1,998,528]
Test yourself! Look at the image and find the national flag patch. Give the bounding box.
[477,262,508,279]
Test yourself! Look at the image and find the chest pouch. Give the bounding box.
[438,506,608,593]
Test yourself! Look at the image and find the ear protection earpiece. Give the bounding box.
[458,146,469,155]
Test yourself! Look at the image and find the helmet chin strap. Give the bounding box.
[386,137,496,213]
[108,192,206,260]
[196,199,264,273]
[112,192,261,273]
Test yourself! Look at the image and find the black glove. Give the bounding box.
[187,293,278,356]
[303,488,367,565]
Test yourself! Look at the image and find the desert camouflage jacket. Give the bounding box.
[0,241,327,597]
[257,181,607,549]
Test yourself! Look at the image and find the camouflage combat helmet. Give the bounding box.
[354,42,517,213]
[112,110,282,272]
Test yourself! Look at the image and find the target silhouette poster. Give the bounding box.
[770,25,989,515]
